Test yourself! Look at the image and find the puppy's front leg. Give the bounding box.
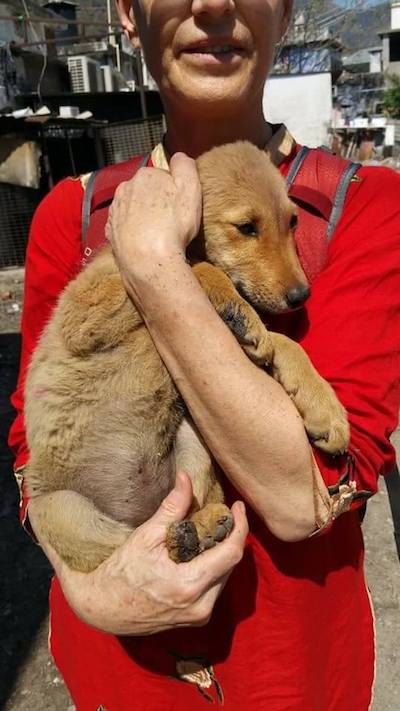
[192,263,349,456]
[269,332,350,455]
[192,262,274,367]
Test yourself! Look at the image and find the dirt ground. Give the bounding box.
[0,268,399,711]
[0,269,24,335]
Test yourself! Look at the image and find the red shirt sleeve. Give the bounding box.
[8,177,83,516]
[299,167,400,504]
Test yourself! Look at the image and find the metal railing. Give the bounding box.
[98,116,164,166]
[0,184,41,269]
[0,115,165,269]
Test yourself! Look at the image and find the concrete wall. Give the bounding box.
[370,50,382,74]
[388,60,400,75]
[263,72,333,148]
[391,1,400,30]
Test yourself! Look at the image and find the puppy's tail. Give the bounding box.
[28,490,133,572]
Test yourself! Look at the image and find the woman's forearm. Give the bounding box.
[126,251,330,541]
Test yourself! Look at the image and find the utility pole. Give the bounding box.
[106,0,121,71]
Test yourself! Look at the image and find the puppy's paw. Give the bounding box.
[192,503,234,552]
[167,521,200,563]
[166,504,234,563]
[219,301,274,367]
[270,334,350,456]
[306,397,350,456]
[294,378,350,455]
[242,330,274,368]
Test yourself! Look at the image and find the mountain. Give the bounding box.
[334,2,390,49]
[294,1,390,50]
[40,1,392,53]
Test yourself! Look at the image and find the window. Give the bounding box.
[389,35,400,62]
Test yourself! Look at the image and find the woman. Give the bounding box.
[9,1,400,709]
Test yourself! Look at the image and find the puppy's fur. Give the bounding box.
[24,142,349,572]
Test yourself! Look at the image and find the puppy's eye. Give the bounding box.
[289,214,298,230]
[236,222,258,237]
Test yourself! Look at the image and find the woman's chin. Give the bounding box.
[163,70,256,115]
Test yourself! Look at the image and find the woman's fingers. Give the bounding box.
[179,501,248,592]
[124,471,194,551]
[169,152,203,243]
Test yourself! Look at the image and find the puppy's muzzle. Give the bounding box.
[285,285,311,310]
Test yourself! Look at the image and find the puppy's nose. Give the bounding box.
[285,285,311,309]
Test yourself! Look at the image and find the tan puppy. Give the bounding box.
[24,142,349,572]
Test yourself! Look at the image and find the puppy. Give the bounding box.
[24,142,349,572]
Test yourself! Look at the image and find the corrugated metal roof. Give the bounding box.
[343,47,381,68]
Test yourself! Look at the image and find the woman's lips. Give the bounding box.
[180,44,246,66]
[185,44,242,54]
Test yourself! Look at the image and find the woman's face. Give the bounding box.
[119,0,292,115]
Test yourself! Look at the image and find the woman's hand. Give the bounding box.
[106,152,202,279]
[32,472,248,636]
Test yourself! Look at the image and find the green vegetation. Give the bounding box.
[383,75,400,118]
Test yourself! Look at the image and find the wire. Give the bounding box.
[37,52,48,106]
[20,0,48,105]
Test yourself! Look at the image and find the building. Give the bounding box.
[337,46,385,120]
[264,9,344,147]
[380,1,400,76]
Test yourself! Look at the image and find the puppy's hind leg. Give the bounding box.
[166,418,233,563]
[28,491,133,573]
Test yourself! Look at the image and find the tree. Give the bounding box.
[383,75,400,118]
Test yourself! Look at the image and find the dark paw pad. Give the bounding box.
[309,431,330,444]
[214,515,234,542]
[168,521,200,563]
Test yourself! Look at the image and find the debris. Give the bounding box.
[35,106,51,116]
[5,302,20,314]
[77,110,93,120]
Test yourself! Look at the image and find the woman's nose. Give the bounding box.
[192,0,235,18]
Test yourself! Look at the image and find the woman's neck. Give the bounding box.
[163,101,272,159]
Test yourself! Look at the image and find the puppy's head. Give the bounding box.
[196,141,309,314]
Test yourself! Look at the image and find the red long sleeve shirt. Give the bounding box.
[8,154,400,710]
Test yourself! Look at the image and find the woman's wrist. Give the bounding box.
[106,155,202,289]
[121,248,195,309]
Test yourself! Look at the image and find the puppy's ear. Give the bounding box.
[115,0,141,48]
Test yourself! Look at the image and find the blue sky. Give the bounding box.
[336,0,384,5]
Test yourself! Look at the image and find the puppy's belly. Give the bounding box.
[74,436,177,528]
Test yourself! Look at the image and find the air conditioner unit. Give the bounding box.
[101,65,120,92]
[67,56,104,93]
